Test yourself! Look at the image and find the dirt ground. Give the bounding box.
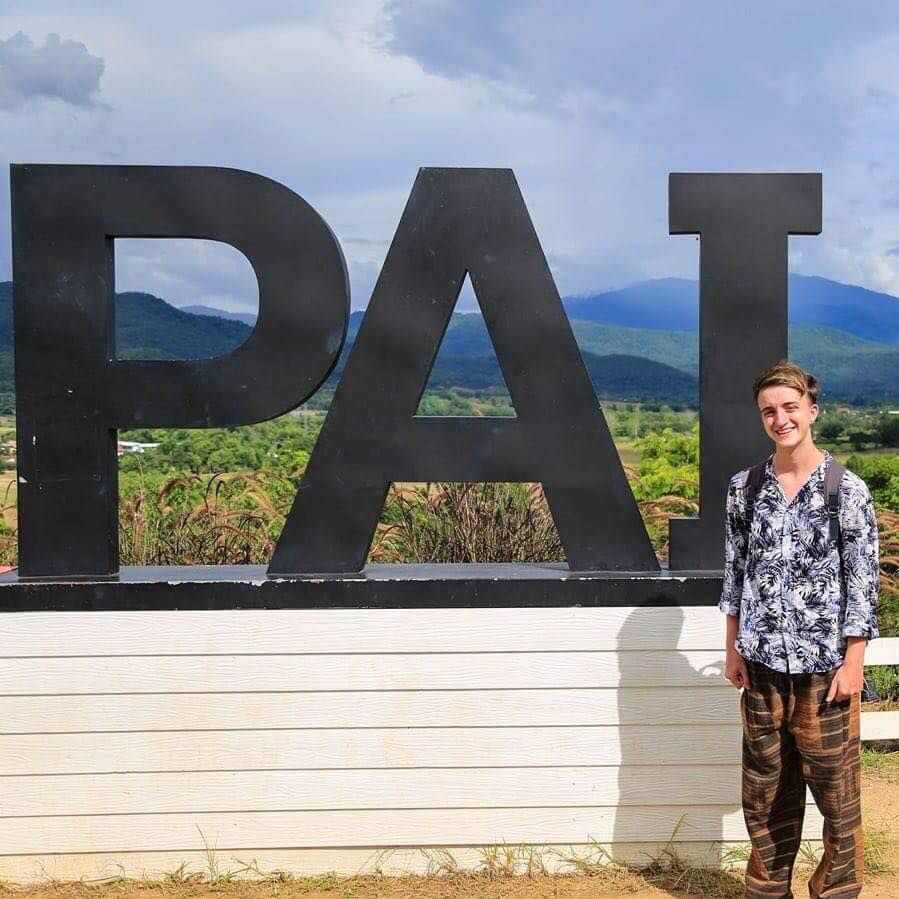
[3,764,899,899]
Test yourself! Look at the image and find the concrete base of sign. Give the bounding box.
[0,563,721,611]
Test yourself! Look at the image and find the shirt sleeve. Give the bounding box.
[840,480,880,640]
[719,475,746,617]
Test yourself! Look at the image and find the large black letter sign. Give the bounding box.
[12,165,348,578]
[668,173,822,570]
[270,168,659,575]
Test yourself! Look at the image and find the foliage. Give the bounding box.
[119,472,290,565]
[609,405,695,441]
[877,413,899,448]
[373,482,565,564]
[816,418,845,441]
[417,388,514,417]
[875,507,899,637]
[629,424,699,502]
[0,352,13,415]
[866,664,899,703]
[845,453,899,509]
[119,415,322,476]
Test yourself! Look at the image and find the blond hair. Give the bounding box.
[752,359,819,405]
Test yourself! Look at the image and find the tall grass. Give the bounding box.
[878,509,899,636]
[119,472,289,565]
[372,482,565,564]
[0,478,15,566]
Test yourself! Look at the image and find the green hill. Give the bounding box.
[0,285,255,413]
[4,281,899,411]
[0,283,253,357]
[376,351,699,405]
[424,313,699,374]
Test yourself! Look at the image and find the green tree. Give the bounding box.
[817,419,844,441]
[847,428,876,451]
[631,425,699,501]
[877,414,899,448]
[846,453,899,510]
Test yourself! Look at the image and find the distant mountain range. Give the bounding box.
[185,274,899,346]
[564,274,899,344]
[2,273,899,412]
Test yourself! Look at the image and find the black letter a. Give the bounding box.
[269,168,659,574]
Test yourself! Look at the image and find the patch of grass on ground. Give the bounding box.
[863,746,899,777]
[866,816,898,876]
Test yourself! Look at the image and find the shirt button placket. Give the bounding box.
[780,509,792,673]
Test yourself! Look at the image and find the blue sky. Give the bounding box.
[1,1,899,312]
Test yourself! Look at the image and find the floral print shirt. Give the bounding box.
[719,448,880,673]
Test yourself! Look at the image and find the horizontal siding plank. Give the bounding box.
[0,651,727,695]
[0,725,744,774]
[0,687,741,732]
[0,843,760,883]
[0,607,726,656]
[2,612,893,663]
[862,637,899,666]
[860,710,899,741]
[0,806,826,855]
[0,766,763,815]
[4,692,887,739]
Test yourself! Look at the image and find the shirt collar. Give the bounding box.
[764,448,832,487]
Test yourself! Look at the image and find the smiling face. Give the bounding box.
[756,384,819,450]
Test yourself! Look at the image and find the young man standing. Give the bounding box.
[720,360,880,899]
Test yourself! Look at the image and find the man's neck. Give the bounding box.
[772,438,825,476]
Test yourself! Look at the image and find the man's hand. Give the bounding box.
[725,648,751,690]
[825,663,864,702]
[825,637,867,703]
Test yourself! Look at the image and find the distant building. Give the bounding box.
[116,441,160,457]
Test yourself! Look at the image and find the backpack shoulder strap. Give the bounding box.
[745,460,768,496]
[742,460,769,550]
[823,458,846,545]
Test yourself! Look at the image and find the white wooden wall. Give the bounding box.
[0,606,893,884]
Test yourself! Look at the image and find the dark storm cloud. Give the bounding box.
[0,31,104,109]
[380,1,898,164]
[382,1,893,102]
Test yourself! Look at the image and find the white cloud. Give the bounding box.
[114,239,259,314]
[0,31,103,109]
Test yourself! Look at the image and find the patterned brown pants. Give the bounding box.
[740,659,863,899]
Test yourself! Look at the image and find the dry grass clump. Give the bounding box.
[878,509,899,635]
[0,478,15,566]
[119,472,289,566]
[0,837,749,897]
[372,482,565,564]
